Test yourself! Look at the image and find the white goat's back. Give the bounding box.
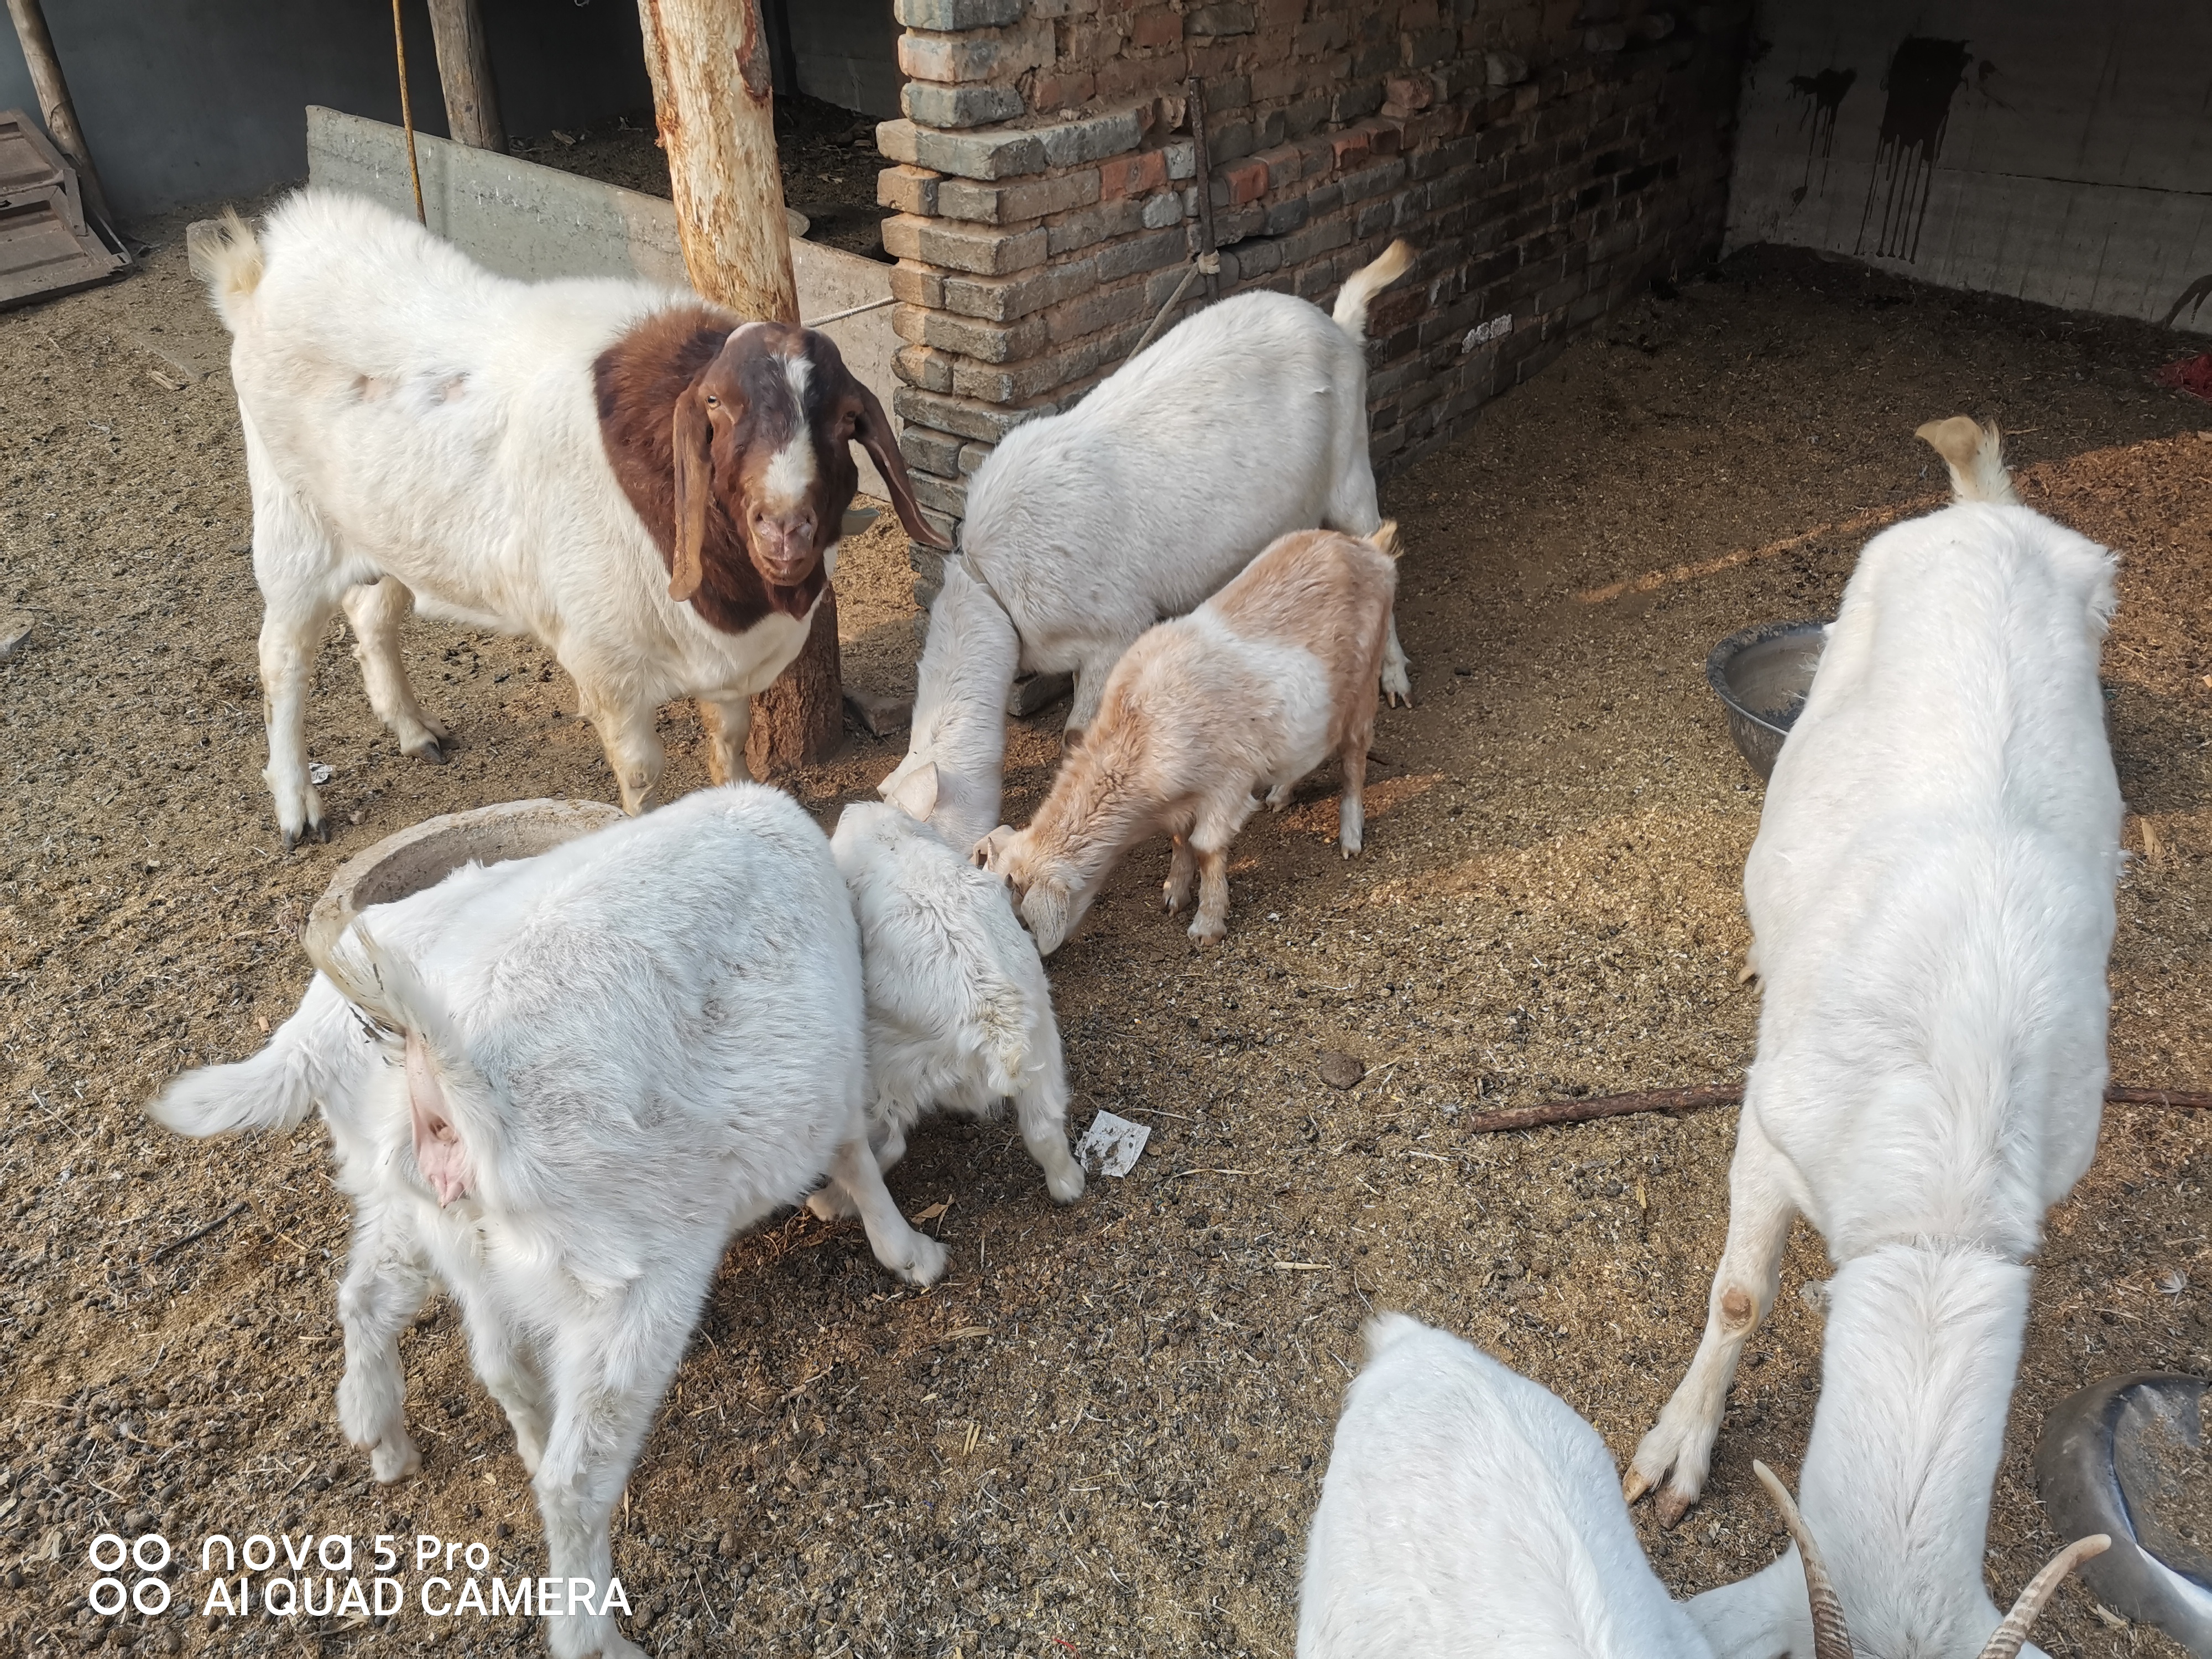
[961,289,1377,643]
[1299,1316,1713,1659]
[1745,503,2123,1255]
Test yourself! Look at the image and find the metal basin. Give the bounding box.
[304,797,623,963]
[1705,620,1829,781]
[2037,1373,2212,1654]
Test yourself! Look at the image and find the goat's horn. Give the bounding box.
[1752,1460,1854,1659]
[1974,1535,2110,1659]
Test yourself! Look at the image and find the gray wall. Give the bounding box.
[772,0,899,121]
[0,1,652,223]
[1728,1,2212,331]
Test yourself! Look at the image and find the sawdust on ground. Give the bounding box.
[2,226,2210,1658]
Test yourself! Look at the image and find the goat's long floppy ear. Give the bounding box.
[669,383,714,602]
[851,378,949,550]
[1751,1461,1853,1659]
[886,759,940,823]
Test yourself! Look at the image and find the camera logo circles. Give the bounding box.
[87,1533,173,1616]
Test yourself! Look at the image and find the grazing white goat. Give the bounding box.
[887,556,1021,852]
[823,782,1084,1205]
[148,786,945,1659]
[1300,1314,1717,1658]
[977,523,1401,951]
[192,190,942,847]
[1301,1317,2106,1659]
[880,238,1417,832]
[1624,420,2124,1658]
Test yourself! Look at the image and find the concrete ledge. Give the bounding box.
[304,107,902,495]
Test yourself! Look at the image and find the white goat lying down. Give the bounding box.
[1300,1316,2105,1659]
[882,239,1418,852]
[825,784,1084,1206]
[1625,420,2124,1657]
[977,524,1401,951]
[194,190,941,846]
[149,786,945,1659]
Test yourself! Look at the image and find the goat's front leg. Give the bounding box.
[576,684,665,816]
[257,597,337,850]
[824,1135,948,1286]
[341,577,450,762]
[334,1196,432,1482]
[1625,1109,1797,1525]
[1013,1018,1084,1204]
[1066,632,1141,742]
[696,692,752,786]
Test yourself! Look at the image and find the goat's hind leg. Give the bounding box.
[456,1291,551,1475]
[1624,1109,1796,1525]
[335,1195,432,1482]
[342,578,451,763]
[825,1135,948,1286]
[1014,1018,1084,1204]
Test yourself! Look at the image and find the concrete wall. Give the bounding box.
[1728,1,2212,332]
[773,0,902,119]
[0,1,650,223]
[877,0,1754,572]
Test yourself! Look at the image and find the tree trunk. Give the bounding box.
[634,0,841,772]
[425,0,505,153]
[4,0,115,227]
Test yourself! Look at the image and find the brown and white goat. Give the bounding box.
[976,524,1401,951]
[191,190,943,846]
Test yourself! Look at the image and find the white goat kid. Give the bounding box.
[881,239,1417,833]
[823,783,1084,1206]
[1624,420,2124,1658]
[149,786,945,1659]
[1299,1313,1717,1659]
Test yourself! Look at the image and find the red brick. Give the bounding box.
[1385,75,1435,111]
[1098,149,1170,200]
[1223,159,1269,205]
[1331,129,1373,170]
[1030,72,1095,111]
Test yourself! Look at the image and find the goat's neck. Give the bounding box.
[1027,721,1158,896]
[1798,1243,2031,1656]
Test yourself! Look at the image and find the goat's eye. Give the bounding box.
[705,394,718,407]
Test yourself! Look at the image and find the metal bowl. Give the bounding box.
[304,797,623,962]
[1705,619,1830,781]
[2037,1373,2212,1652]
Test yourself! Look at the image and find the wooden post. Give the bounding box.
[425,0,505,153]
[5,0,116,227]
[634,0,843,773]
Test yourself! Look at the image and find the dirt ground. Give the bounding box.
[3,212,2210,1659]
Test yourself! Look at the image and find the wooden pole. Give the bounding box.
[4,0,116,227]
[425,0,506,153]
[634,0,842,773]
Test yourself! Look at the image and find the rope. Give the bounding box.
[801,294,898,328]
[1127,250,1221,363]
[393,0,425,225]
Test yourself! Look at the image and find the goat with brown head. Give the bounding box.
[596,311,946,634]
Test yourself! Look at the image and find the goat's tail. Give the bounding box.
[1332,239,1416,342]
[186,207,264,333]
[1916,415,2020,506]
[148,1042,319,1139]
[304,921,479,1093]
[1366,519,1403,561]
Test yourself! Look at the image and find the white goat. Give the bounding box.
[1624,420,2124,1658]
[193,190,940,847]
[149,786,945,1659]
[890,556,1021,852]
[824,784,1084,1205]
[977,523,1400,951]
[880,239,1417,832]
[1302,1317,2105,1659]
[1300,1313,1717,1658]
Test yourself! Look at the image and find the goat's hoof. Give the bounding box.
[369,1440,421,1483]
[405,735,447,765]
[899,1233,949,1287]
[1652,1486,1697,1529]
[280,817,329,852]
[1622,1467,1652,1504]
[1046,1164,1086,1204]
[1187,921,1226,948]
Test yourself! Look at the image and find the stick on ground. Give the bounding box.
[1464,1082,2212,1135]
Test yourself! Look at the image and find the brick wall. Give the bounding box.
[878,0,1753,598]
